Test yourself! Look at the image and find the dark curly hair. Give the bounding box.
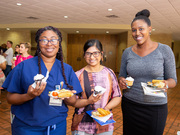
[131,9,151,26]
[34,26,73,90]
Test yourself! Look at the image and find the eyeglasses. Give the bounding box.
[39,39,59,45]
[85,51,101,58]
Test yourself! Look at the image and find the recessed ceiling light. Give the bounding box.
[76,31,79,33]
[106,31,109,34]
[17,3,22,6]
[64,16,68,18]
[6,28,10,30]
[108,9,112,11]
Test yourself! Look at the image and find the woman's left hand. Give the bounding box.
[163,80,168,92]
[88,94,102,104]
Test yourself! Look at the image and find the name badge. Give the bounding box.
[49,97,62,106]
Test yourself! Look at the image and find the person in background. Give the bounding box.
[71,39,122,135]
[2,26,100,135]
[3,40,13,77]
[0,43,7,54]
[0,54,6,104]
[13,44,20,57]
[11,42,33,69]
[118,9,177,135]
[0,55,6,85]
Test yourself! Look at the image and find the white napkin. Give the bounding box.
[141,82,165,97]
[93,86,106,96]
[91,112,113,123]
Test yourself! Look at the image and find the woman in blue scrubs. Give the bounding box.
[2,26,95,135]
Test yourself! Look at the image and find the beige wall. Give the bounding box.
[0,30,31,52]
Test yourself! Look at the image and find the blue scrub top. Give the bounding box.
[2,56,83,127]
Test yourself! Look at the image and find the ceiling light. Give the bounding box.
[106,31,109,34]
[64,16,68,18]
[152,29,155,31]
[6,28,10,30]
[17,3,22,6]
[76,31,79,33]
[108,9,112,11]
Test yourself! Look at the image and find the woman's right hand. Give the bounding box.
[118,77,128,89]
[27,81,47,99]
[6,81,47,105]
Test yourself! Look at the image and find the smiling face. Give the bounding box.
[131,19,152,45]
[84,45,102,67]
[19,44,28,54]
[39,30,59,58]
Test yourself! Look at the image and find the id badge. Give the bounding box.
[49,97,62,106]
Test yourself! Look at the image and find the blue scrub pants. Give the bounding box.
[12,117,66,135]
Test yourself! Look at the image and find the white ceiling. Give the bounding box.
[0,0,180,40]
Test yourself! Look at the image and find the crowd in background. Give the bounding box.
[0,9,178,135]
[0,41,33,104]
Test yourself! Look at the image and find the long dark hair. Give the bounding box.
[34,26,73,90]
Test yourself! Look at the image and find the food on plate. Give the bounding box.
[49,89,73,98]
[152,80,165,88]
[147,80,165,88]
[92,111,101,117]
[58,89,73,98]
[92,108,111,117]
[52,91,58,96]
[126,76,134,86]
